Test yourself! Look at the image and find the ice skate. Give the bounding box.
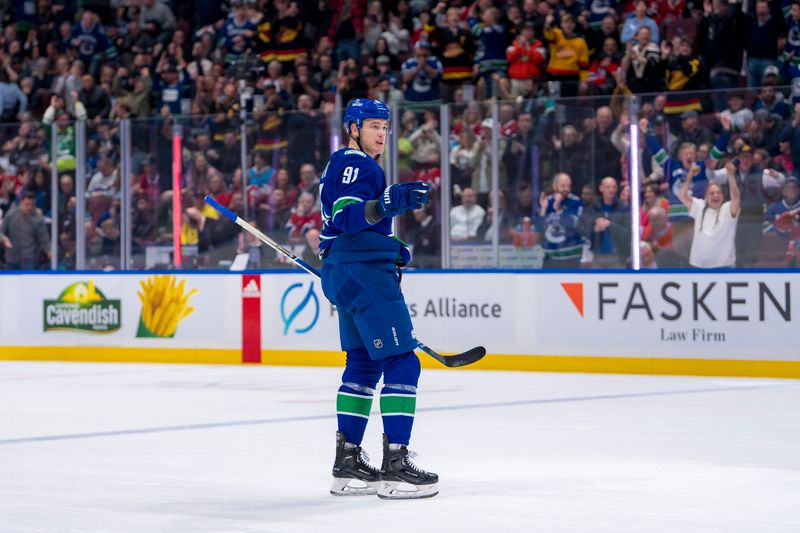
[330,431,381,496]
[377,433,438,500]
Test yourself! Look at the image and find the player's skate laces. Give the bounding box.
[378,433,439,500]
[330,431,381,496]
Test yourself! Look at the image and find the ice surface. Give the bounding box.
[1,361,799,533]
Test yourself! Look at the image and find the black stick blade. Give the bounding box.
[416,342,486,368]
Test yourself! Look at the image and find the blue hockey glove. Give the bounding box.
[376,182,432,219]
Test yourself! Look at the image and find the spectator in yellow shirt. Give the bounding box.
[543,13,589,97]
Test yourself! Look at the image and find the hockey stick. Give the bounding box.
[204,195,486,368]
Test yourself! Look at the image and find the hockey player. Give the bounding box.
[320,98,438,500]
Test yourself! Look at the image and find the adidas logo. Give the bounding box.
[242,279,261,298]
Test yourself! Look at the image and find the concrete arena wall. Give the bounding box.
[1,271,798,379]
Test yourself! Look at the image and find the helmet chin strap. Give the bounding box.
[349,127,380,161]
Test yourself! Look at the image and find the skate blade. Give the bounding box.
[377,481,439,500]
[330,477,380,496]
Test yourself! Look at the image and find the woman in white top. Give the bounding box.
[678,160,741,268]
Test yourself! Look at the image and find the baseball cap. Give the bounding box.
[680,110,698,120]
[763,65,780,79]
[414,40,431,50]
[376,55,391,65]
[481,118,494,129]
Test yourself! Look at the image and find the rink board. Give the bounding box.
[0,271,799,378]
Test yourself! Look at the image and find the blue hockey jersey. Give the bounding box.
[319,148,411,265]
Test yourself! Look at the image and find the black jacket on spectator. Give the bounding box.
[581,198,631,259]
[589,127,622,185]
[746,10,784,60]
[697,5,747,78]
[504,128,542,194]
[79,86,111,119]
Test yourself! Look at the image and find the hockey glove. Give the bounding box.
[375,182,432,219]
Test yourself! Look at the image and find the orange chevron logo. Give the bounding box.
[560,282,584,317]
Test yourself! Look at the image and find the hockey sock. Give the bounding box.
[380,352,421,445]
[337,348,381,446]
[336,383,374,446]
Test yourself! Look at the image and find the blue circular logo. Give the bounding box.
[281,282,320,335]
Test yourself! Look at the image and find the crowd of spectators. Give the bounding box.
[0,0,798,270]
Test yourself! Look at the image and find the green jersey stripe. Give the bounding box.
[337,393,373,417]
[380,394,416,415]
[331,196,363,220]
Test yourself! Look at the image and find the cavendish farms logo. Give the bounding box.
[281,281,319,335]
[44,281,121,333]
[136,275,197,338]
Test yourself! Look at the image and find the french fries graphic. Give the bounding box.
[136,275,197,338]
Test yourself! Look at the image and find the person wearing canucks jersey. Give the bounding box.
[641,114,731,257]
[321,98,438,500]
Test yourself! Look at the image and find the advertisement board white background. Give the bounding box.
[0,274,240,349]
[261,272,800,361]
[1,272,797,365]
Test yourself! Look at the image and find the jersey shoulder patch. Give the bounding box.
[343,149,367,157]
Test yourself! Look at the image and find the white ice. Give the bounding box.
[1,361,799,533]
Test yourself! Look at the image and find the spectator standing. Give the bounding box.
[436,7,475,102]
[154,63,188,115]
[409,204,440,268]
[620,1,660,45]
[589,106,622,187]
[643,114,731,255]
[70,10,117,75]
[470,118,508,198]
[535,172,585,268]
[778,0,800,82]
[707,145,768,267]
[43,99,87,174]
[662,36,703,120]
[78,74,111,121]
[543,13,589,97]
[588,36,623,94]
[0,69,27,122]
[506,21,546,94]
[582,176,631,267]
[218,3,257,62]
[408,117,442,170]
[286,94,324,176]
[298,163,321,202]
[697,0,747,108]
[745,0,782,88]
[401,41,443,103]
[140,0,177,45]
[679,160,741,269]
[623,27,664,94]
[471,7,509,99]
[505,112,541,195]
[450,186,486,241]
[1,191,51,269]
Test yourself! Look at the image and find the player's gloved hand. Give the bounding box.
[376,182,432,218]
